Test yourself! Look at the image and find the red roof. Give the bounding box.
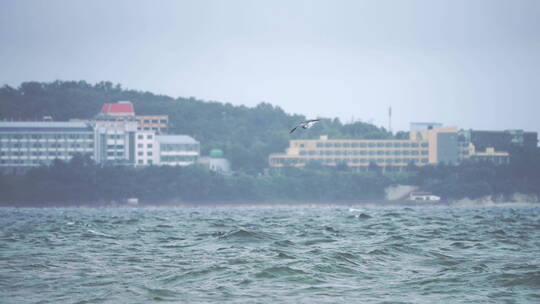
[101,103,134,115]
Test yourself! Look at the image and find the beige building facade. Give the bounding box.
[269,125,460,170]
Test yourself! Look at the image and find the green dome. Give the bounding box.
[209,149,224,158]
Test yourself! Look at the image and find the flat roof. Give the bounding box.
[156,135,198,144]
[0,121,93,132]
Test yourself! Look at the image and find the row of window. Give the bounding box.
[0,134,93,140]
[137,143,153,149]
[160,144,199,152]
[273,158,428,164]
[139,127,165,132]
[160,155,197,162]
[107,134,124,139]
[1,143,94,149]
[137,134,154,140]
[0,151,92,159]
[299,150,428,156]
[137,151,153,156]
[311,142,428,148]
[138,119,167,124]
[107,144,125,150]
[137,159,153,165]
[106,152,125,157]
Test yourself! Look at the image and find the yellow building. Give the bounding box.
[269,124,459,170]
[135,115,168,134]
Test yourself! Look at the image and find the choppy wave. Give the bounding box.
[0,205,539,303]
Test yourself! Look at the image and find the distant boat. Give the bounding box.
[125,198,139,206]
[408,192,441,202]
[290,119,320,134]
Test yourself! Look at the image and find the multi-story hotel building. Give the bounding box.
[269,123,459,170]
[0,122,94,169]
[1,101,198,170]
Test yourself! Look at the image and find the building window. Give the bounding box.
[147,135,153,139]
[138,152,143,156]
[138,135,143,139]
[147,144,153,148]
[137,144,143,148]
[147,152,153,156]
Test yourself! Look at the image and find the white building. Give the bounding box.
[157,135,200,166]
[135,131,158,166]
[93,120,138,165]
[0,121,94,169]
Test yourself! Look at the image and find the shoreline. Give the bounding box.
[1,200,538,208]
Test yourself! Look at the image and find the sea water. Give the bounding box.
[0,205,539,303]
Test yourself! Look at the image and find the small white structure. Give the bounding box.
[198,149,231,173]
[409,192,441,202]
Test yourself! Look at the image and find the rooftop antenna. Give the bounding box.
[388,106,392,134]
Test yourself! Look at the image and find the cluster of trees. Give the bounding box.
[0,155,389,205]
[411,150,540,200]
[0,81,391,173]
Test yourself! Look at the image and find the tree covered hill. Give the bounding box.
[0,80,391,172]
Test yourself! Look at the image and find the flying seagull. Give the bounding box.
[290,119,320,134]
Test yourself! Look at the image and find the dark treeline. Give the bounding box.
[1,153,540,205]
[0,81,391,173]
[413,149,540,200]
[0,155,388,205]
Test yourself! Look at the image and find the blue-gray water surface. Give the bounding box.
[1,205,539,303]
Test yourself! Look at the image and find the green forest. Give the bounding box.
[1,81,540,205]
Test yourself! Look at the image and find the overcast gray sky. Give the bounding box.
[1,0,539,133]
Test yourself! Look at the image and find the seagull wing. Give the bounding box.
[289,126,299,133]
[306,119,320,123]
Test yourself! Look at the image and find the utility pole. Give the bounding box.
[388,106,392,134]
